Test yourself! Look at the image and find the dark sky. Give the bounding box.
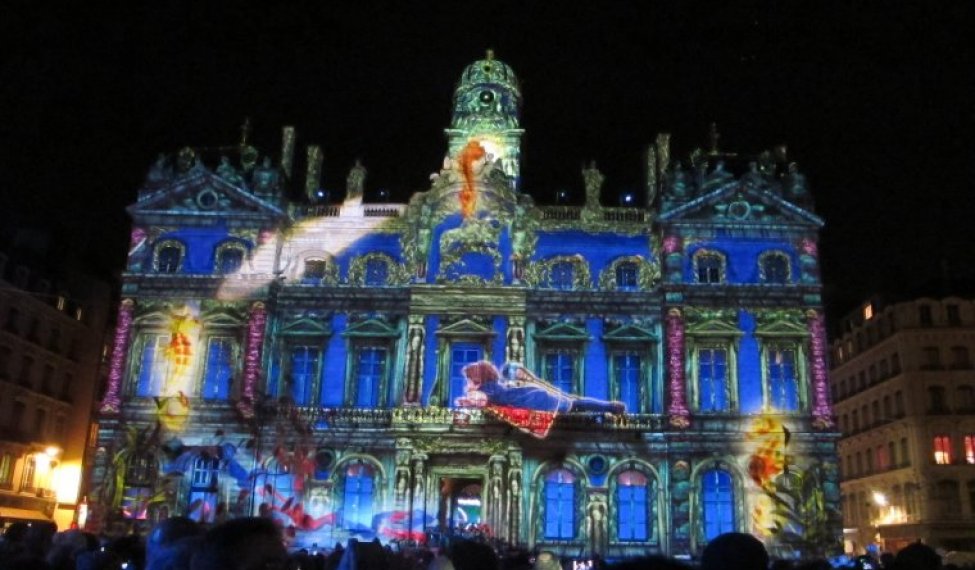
[2,1,973,322]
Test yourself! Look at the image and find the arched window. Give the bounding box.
[698,348,728,412]
[701,468,735,541]
[767,347,799,411]
[188,455,220,523]
[364,258,389,287]
[155,242,184,273]
[694,251,724,284]
[760,252,790,284]
[302,259,327,284]
[21,456,36,492]
[290,345,320,405]
[544,468,576,540]
[215,245,245,274]
[342,463,375,531]
[550,262,575,290]
[615,262,639,291]
[616,470,650,542]
[122,452,156,520]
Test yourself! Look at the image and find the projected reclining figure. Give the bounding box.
[456,360,625,438]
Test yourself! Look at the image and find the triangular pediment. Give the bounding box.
[685,318,743,337]
[343,319,399,338]
[603,324,656,342]
[755,319,809,338]
[659,182,823,227]
[129,166,287,220]
[534,322,589,340]
[437,318,494,337]
[279,317,331,336]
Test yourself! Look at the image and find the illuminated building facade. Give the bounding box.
[831,296,975,553]
[88,53,840,558]
[0,244,110,529]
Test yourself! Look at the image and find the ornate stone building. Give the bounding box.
[831,296,975,553]
[88,53,840,559]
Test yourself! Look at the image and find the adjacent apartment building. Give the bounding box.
[0,244,110,529]
[830,295,975,553]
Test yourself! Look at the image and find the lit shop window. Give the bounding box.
[933,435,953,465]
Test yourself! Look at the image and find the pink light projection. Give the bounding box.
[800,237,818,258]
[238,302,268,419]
[662,235,681,255]
[807,310,833,429]
[99,299,135,414]
[666,308,690,428]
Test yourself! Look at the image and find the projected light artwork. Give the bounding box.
[87,51,839,559]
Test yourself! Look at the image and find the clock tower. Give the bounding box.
[446,50,524,188]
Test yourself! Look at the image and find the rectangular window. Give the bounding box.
[355,347,386,408]
[895,390,904,415]
[919,305,933,327]
[951,347,971,370]
[34,408,46,439]
[290,346,320,405]
[449,343,482,408]
[922,347,941,370]
[0,453,11,486]
[888,441,897,467]
[545,350,576,395]
[698,348,728,412]
[614,352,641,413]
[876,445,888,470]
[965,435,975,465]
[947,304,961,326]
[19,356,34,387]
[767,347,798,411]
[202,337,235,400]
[900,438,909,466]
[544,477,575,539]
[934,435,952,465]
[617,480,648,541]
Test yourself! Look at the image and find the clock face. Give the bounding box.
[479,90,495,104]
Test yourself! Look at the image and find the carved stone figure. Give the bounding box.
[216,156,245,188]
[669,161,688,198]
[147,154,171,184]
[582,161,604,207]
[346,159,367,202]
[252,157,278,194]
[784,162,809,202]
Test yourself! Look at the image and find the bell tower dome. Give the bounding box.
[445,50,524,188]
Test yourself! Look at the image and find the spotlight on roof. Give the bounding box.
[555,190,569,204]
[620,193,635,206]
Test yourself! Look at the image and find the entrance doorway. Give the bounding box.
[438,477,483,532]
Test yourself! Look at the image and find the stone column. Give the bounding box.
[806,310,834,429]
[99,299,135,414]
[486,455,506,540]
[506,316,525,364]
[412,454,427,539]
[586,492,608,557]
[666,308,691,428]
[403,315,425,404]
[506,452,523,545]
[238,302,268,419]
[394,448,413,539]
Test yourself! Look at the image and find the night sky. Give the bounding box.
[2,2,973,323]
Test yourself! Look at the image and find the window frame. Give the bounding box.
[693,249,726,285]
[153,239,186,274]
[758,250,792,285]
[213,241,248,275]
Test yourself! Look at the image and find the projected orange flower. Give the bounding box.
[458,140,486,217]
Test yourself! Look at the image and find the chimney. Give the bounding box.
[304,145,323,202]
[281,126,296,179]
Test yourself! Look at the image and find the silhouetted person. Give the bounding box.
[893,543,941,570]
[608,554,691,570]
[701,533,769,570]
[451,539,499,570]
[190,517,287,570]
[146,517,202,570]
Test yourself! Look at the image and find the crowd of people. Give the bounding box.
[0,517,949,570]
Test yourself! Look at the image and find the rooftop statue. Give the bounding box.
[582,161,604,208]
[346,159,367,203]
